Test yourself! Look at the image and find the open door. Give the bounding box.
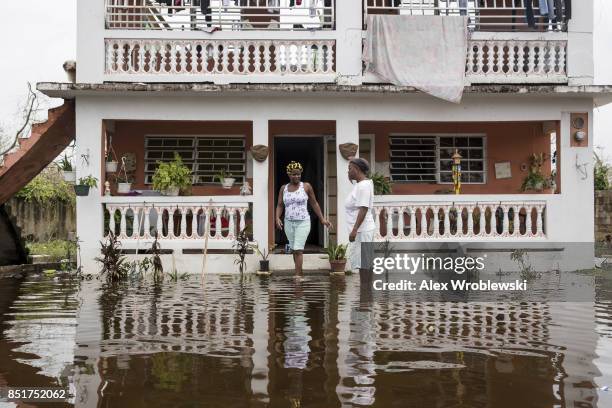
[274,136,325,251]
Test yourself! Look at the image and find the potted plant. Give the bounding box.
[521,153,547,192]
[214,169,236,189]
[371,172,392,235]
[74,175,98,196]
[105,151,118,173]
[326,243,348,273]
[152,153,192,196]
[59,154,76,183]
[252,244,274,272]
[371,172,392,195]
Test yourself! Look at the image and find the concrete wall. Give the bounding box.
[5,198,76,242]
[595,190,612,241]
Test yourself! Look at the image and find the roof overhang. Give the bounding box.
[37,82,612,103]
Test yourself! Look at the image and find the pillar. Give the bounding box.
[252,119,269,252]
[335,118,359,244]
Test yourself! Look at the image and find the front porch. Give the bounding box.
[88,110,586,273]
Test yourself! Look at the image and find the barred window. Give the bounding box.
[144,136,246,185]
[389,135,486,184]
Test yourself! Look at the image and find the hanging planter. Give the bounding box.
[63,171,76,183]
[73,185,90,196]
[105,161,118,173]
[74,176,98,197]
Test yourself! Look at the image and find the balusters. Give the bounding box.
[386,207,394,239]
[456,206,463,237]
[536,205,544,237]
[479,206,486,237]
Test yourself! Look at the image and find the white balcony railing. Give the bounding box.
[105,0,334,31]
[365,0,569,32]
[103,197,250,242]
[466,37,567,83]
[104,38,336,81]
[372,196,547,241]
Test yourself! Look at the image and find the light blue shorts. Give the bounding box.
[284,219,311,251]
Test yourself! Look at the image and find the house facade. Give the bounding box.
[37,0,612,273]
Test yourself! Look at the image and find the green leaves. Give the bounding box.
[152,153,193,192]
[326,243,348,261]
[78,176,98,188]
[371,172,392,195]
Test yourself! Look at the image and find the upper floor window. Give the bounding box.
[144,135,246,185]
[389,134,486,184]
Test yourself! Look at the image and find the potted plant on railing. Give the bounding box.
[371,172,392,236]
[74,175,98,196]
[326,243,348,273]
[59,154,76,183]
[521,153,547,192]
[152,153,192,197]
[214,169,236,189]
[105,151,118,173]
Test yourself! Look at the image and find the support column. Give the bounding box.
[252,119,269,252]
[335,0,364,85]
[75,102,104,273]
[335,118,359,244]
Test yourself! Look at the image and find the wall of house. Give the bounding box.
[110,120,253,196]
[361,121,555,195]
[73,94,595,273]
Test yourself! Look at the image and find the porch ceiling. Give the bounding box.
[37,82,612,101]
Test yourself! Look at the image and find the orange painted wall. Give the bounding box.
[109,120,253,196]
[360,121,556,194]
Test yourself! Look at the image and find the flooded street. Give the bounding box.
[2,272,612,407]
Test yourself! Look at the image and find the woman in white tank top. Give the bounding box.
[275,161,332,279]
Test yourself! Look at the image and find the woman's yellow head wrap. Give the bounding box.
[286,161,303,173]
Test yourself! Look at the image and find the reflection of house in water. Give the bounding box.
[73,276,600,407]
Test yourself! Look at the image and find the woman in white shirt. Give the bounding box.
[345,158,376,273]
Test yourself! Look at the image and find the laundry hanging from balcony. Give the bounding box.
[363,15,468,103]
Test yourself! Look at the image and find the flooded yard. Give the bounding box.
[2,272,612,407]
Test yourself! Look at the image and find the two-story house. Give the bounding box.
[21,0,612,273]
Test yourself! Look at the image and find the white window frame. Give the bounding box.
[389,133,487,185]
[144,134,247,185]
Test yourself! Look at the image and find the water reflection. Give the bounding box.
[2,273,612,407]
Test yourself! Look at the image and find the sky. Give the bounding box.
[1,1,611,160]
[0,1,76,139]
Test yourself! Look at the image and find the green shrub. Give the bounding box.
[16,167,75,204]
[27,240,76,262]
[152,153,192,192]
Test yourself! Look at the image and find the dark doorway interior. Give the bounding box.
[274,137,325,249]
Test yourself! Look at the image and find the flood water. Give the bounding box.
[2,272,612,407]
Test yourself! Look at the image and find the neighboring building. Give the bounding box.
[24,0,612,273]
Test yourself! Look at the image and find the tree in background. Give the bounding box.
[594,149,610,191]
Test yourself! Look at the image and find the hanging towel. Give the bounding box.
[538,0,549,18]
[525,0,536,28]
[364,15,469,103]
[459,0,468,16]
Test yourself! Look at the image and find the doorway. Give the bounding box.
[274,137,325,250]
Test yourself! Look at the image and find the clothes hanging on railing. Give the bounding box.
[364,15,469,103]
[459,0,468,16]
[525,0,536,28]
[538,0,549,17]
[201,0,212,25]
[553,0,564,22]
